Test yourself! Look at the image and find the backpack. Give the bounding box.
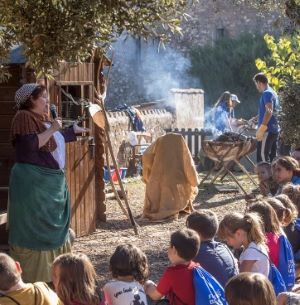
[294,218,300,232]
[278,234,296,291]
[249,247,286,296]
[193,266,228,305]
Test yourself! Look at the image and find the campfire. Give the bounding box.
[199,131,257,195]
[203,132,257,162]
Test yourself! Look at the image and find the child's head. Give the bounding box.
[256,161,272,182]
[110,244,149,283]
[272,156,300,184]
[169,229,200,264]
[225,272,276,305]
[248,201,281,234]
[218,212,265,249]
[0,254,22,292]
[274,195,297,226]
[282,183,300,216]
[52,253,99,305]
[186,210,218,240]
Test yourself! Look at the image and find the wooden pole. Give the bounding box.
[92,52,138,235]
[95,95,139,235]
[104,139,130,219]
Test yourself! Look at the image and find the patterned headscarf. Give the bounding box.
[15,83,39,109]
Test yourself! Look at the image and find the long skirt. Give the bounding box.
[8,163,71,283]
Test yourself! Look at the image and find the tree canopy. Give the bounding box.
[0,0,190,79]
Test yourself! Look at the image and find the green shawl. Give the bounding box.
[8,163,70,250]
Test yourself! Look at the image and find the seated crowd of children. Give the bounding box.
[1,156,300,305]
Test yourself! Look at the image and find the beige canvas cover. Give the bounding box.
[142,133,199,220]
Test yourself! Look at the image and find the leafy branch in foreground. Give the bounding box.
[0,0,191,79]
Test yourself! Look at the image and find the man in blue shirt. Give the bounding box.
[253,73,279,162]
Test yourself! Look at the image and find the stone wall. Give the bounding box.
[107,109,175,167]
[169,0,285,52]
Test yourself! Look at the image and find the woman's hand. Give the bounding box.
[73,123,90,134]
[51,119,62,132]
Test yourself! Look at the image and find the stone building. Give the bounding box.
[105,0,286,106]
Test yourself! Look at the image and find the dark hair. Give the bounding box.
[170,229,200,261]
[225,272,276,305]
[248,201,281,234]
[186,210,218,239]
[0,253,21,291]
[282,183,300,217]
[253,73,268,84]
[19,85,47,110]
[215,91,231,107]
[110,244,149,283]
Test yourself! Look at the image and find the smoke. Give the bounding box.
[106,34,200,106]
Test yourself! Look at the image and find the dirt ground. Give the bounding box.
[73,172,256,286]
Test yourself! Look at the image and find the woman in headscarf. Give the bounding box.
[8,83,87,283]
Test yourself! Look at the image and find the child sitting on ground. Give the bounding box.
[103,244,149,305]
[256,161,279,196]
[282,184,300,217]
[266,196,300,261]
[52,253,102,305]
[225,272,277,305]
[218,212,269,277]
[248,200,295,290]
[145,228,200,305]
[273,156,300,190]
[248,201,282,267]
[0,253,62,305]
[186,210,238,287]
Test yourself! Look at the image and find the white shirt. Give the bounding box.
[44,123,65,169]
[103,280,148,305]
[239,242,270,277]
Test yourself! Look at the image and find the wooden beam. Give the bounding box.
[55,81,93,86]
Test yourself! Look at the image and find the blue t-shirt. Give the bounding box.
[258,86,279,134]
[193,240,238,287]
[214,101,231,132]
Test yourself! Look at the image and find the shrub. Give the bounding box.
[188,34,270,119]
[255,32,300,146]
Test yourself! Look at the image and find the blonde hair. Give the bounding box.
[248,201,281,235]
[225,272,276,305]
[218,212,266,245]
[52,254,99,305]
[274,195,298,225]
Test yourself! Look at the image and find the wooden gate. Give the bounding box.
[65,138,96,237]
